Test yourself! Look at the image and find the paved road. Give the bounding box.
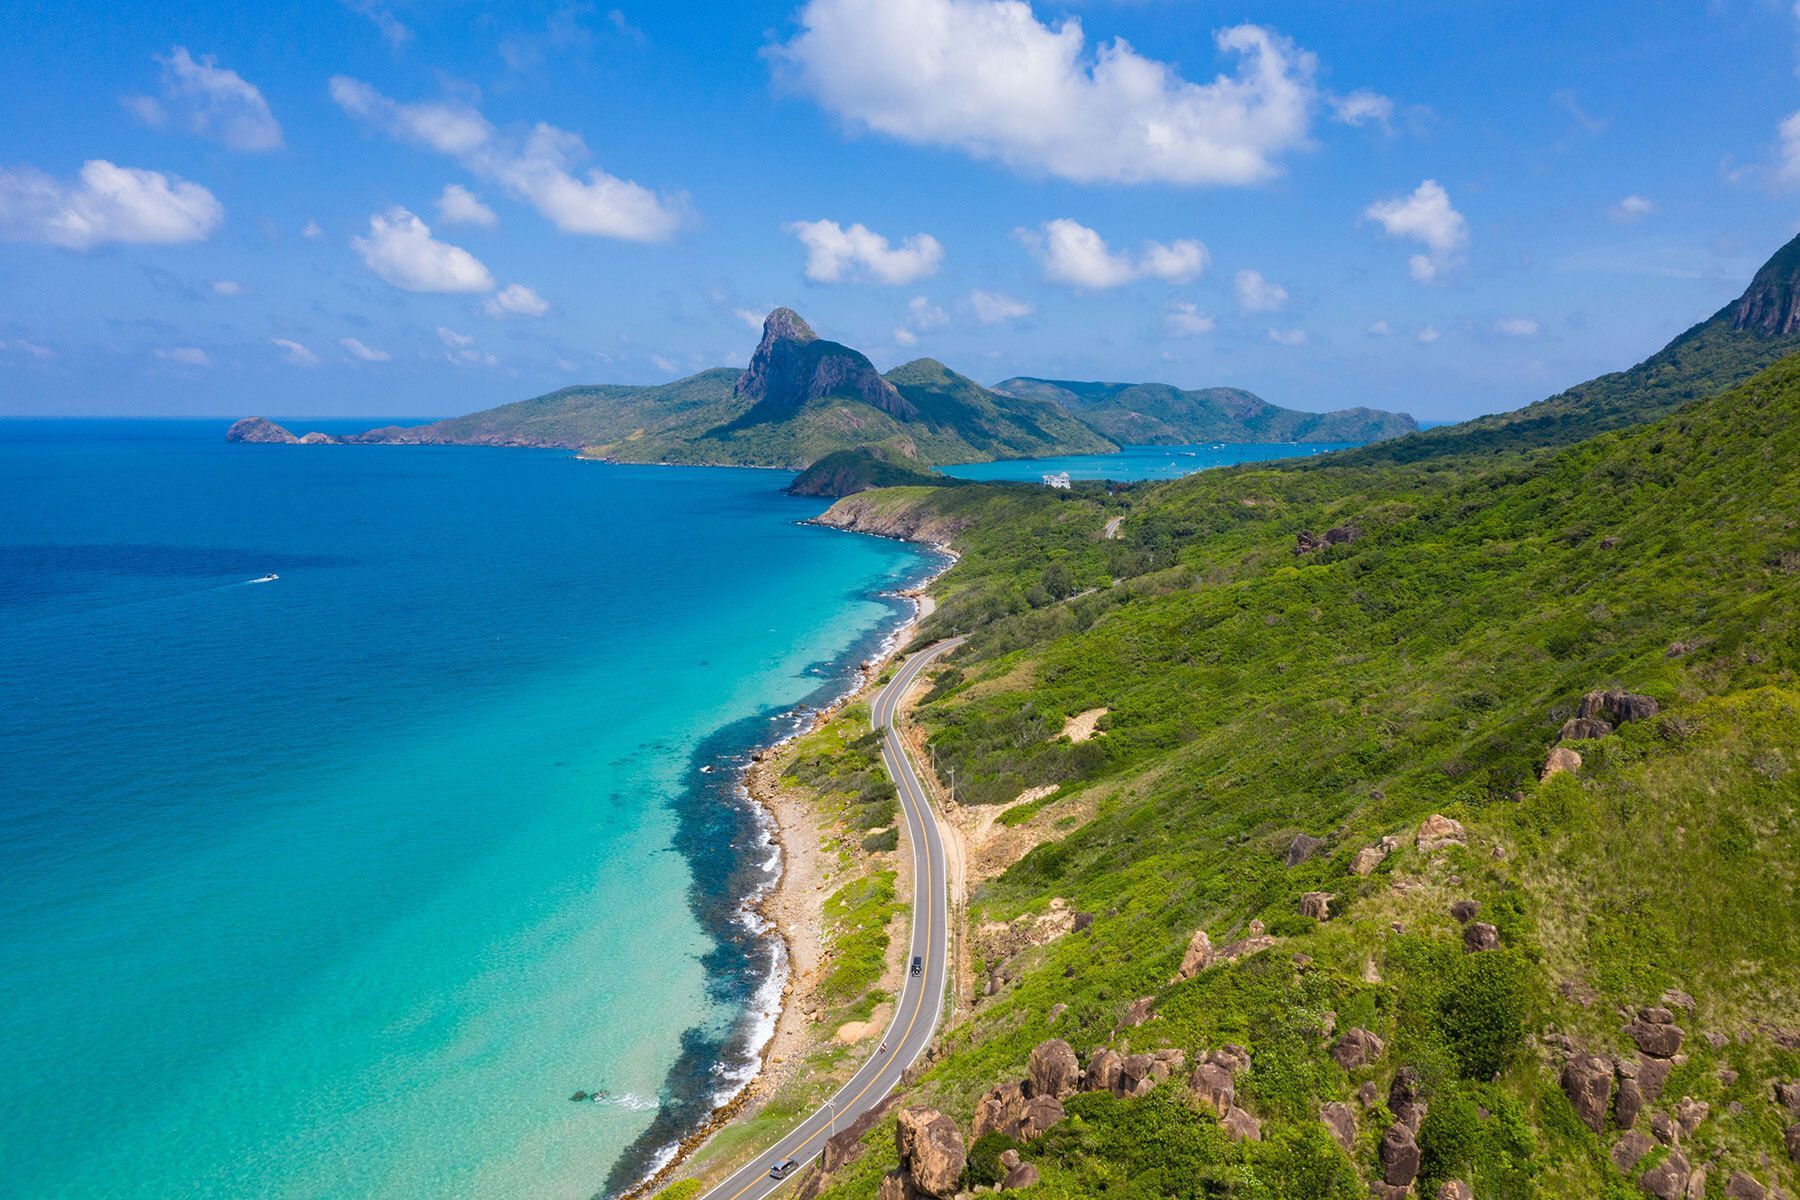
[695,637,964,1200]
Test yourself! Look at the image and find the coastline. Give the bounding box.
[614,536,954,1200]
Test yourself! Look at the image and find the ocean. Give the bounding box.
[0,420,930,1200]
[940,440,1361,483]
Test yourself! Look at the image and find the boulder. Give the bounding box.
[1177,929,1214,979]
[1560,1054,1615,1133]
[1210,1045,1251,1075]
[1437,1183,1473,1200]
[893,1107,965,1199]
[1072,911,1094,933]
[1611,1130,1656,1171]
[1579,690,1660,725]
[1725,1171,1769,1200]
[999,1150,1020,1171]
[1628,1010,1685,1059]
[1286,833,1324,866]
[1638,1055,1674,1103]
[1215,933,1277,963]
[1614,1073,1643,1129]
[875,1170,918,1200]
[1331,1027,1386,1071]
[1221,1106,1261,1142]
[1463,922,1500,952]
[1450,899,1481,924]
[1389,1067,1428,1133]
[1674,1097,1709,1137]
[1558,716,1614,741]
[1018,1096,1064,1140]
[1786,1122,1800,1164]
[1118,996,1155,1029]
[1380,1122,1421,1187]
[1026,1039,1080,1099]
[1640,1149,1692,1200]
[1117,1054,1164,1098]
[1083,1049,1123,1095]
[1300,892,1333,920]
[1541,747,1583,780]
[1650,1111,1678,1145]
[1775,1081,1800,1113]
[972,1082,1026,1141]
[1350,836,1399,875]
[1323,522,1361,546]
[1000,1162,1041,1191]
[1191,1062,1235,1116]
[1319,1101,1357,1153]
[1417,814,1467,852]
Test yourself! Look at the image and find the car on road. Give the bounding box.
[910,956,922,977]
[769,1157,798,1180]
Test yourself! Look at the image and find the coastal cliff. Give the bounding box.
[813,488,974,547]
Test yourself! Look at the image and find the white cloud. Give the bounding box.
[301,219,324,238]
[1778,111,1800,188]
[155,346,209,366]
[1330,89,1393,132]
[437,326,475,348]
[733,307,767,330]
[125,47,282,152]
[1234,268,1288,312]
[352,207,494,293]
[331,77,687,241]
[773,3,1319,187]
[1417,325,1441,344]
[1267,327,1306,346]
[785,219,943,284]
[437,184,498,227]
[907,295,949,330]
[212,279,242,296]
[484,282,550,317]
[651,353,678,373]
[1017,219,1206,288]
[436,325,499,368]
[0,160,223,250]
[1495,317,1539,337]
[893,326,918,346]
[1367,320,1394,336]
[272,337,320,366]
[1166,301,1214,336]
[1364,179,1469,282]
[340,336,390,362]
[343,0,411,45]
[967,289,1033,324]
[0,339,55,360]
[1608,194,1655,222]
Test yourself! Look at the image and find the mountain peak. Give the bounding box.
[760,307,818,346]
[1728,231,1800,335]
[729,307,916,423]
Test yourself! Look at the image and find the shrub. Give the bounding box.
[1437,951,1531,1079]
[861,827,899,853]
[961,1131,1023,1190]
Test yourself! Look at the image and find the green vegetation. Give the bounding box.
[821,871,901,1002]
[786,445,960,498]
[995,376,1418,445]
[809,337,1800,1196]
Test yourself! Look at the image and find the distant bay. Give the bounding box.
[0,420,928,1200]
[940,440,1364,484]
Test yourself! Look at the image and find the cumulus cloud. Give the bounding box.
[437,183,498,227]
[1267,328,1306,346]
[436,325,499,367]
[437,326,475,348]
[1367,320,1394,337]
[340,336,390,361]
[785,219,943,284]
[352,207,495,293]
[125,47,282,152]
[301,219,324,238]
[484,282,550,317]
[212,279,242,296]
[733,307,768,330]
[1364,179,1469,282]
[1417,325,1441,344]
[1496,317,1539,337]
[0,160,223,250]
[967,289,1033,324]
[1608,194,1655,221]
[907,295,949,329]
[343,0,411,45]
[331,77,686,241]
[272,338,319,366]
[1017,219,1206,288]
[1329,89,1393,132]
[1166,301,1214,336]
[773,2,1318,187]
[155,346,209,366]
[1234,268,1288,312]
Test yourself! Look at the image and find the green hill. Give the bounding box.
[993,377,1419,445]
[796,350,1800,1199]
[784,445,955,498]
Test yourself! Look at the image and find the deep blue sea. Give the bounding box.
[0,421,930,1200]
[941,440,1360,483]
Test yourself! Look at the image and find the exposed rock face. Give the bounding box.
[1612,1130,1656,1171]
[1220,1105,1261,1141]
[1724,1171,1769,1200]
[1640,1148,1693,1200]
[1380,1122,1421,1186]
[1319,1101,1357,1152]
[1541,747,1583,780]
[1628,1008,1686,1059]
[1351,836,1399,875]
[1417,814,1467,852]
[1389,1067,1428,1133]
[1786,1122,1800,1164]
[1774,1080,1800,1113]
[1295,524,1362,555]
[893,1106,965,1199]
[1027,1039,1081,1099]
[297,431,339,444]
[1285,833,1324,865]
[1674,1096,1709,1137]
[1215,921,1276,964]
[1191,1061,1235,1116]
[1729,236,1800,334]
[1578,689,1660,726]
[1558,716,1614,741]
[1117,996,1155,1029]
[733,307,916,424]
[1463,921,1500,952]
[972,1082,1027,1141]
[1615,1067,1644,1129]
[1561,1054,1615,1133]
[800,1096,901,1200]
[1176,929,1214,980]
[1450,899,1481,924]
[1437,1182,1474,1200]
[1299,892,1333,920]
[225,416,299,444]
[1331,1027,1385,1071]
[1638,1055,1674,1103]
[1000,1162,1040,1190]
[1083,1049,1122,1095]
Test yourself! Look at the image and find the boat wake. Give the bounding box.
[244,573,279,584]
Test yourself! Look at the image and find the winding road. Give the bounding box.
[695,636,964,1200]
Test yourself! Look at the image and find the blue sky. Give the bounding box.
[3,0,1800,421]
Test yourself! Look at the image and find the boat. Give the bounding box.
[249,573,279,584]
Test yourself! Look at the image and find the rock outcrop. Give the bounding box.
[1627,1007,1686,1059]
[733,307,916,424]
[1561,1054,1615,1133]
[1175,929,1214,980]
[1331,1027,1386,1071]
[1285,832,1324,865]
[1541,747,1582,780]
[1319,1101,1357,1153]
[1578,689,1661,726]
[1463,921,1500,952]
[889,1107,965,1200]
[225,416,299,444]
[1351,836,1399,875]
[1027,1039,1081,1099]
[1417,814,1467,852]
[1380,1122,1421,1187]
[1640,1148,1694,1200]
[1299,891,1333,921]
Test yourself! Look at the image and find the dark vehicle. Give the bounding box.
[910,956,922,977]
[769,1158,798,1180]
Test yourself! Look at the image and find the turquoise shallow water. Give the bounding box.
[0,421,928,1200]
[940,440,1361,482]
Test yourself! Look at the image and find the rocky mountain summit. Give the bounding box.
[730,308,916,425]
[1729,233,1800,335]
